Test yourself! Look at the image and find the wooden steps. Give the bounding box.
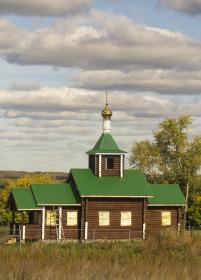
[0,234,18,244]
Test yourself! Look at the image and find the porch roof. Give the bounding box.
[12,188,41,210]
[70,168,153,197]
[148,184,186,206]
[31,183,81,205]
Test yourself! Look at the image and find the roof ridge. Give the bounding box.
[151,183,180,186]
[31,182,68,186]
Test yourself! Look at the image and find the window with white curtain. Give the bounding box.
[120,211,132,226]
[161,211,171,226]
[67,211,78,226]
[99,211,110,226]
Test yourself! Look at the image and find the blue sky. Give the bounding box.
[0,0,201,171]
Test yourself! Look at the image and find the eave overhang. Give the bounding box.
[148,203,186,207]
[81,195,154,198]
[37,203,81,206]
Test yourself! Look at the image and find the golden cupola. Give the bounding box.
[102,102,112,120]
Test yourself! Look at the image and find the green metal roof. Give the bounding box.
[148,184,186,206]
[11,188,40,210]
[31,183,81,205]
[87,133,126,154]
[71,168,153,197]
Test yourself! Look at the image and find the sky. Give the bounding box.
[0,0,201,172]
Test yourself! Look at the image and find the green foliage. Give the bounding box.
[130,140,162,183]
[188,195,201,227]
[0,209,11,224]
[130,115,201,192]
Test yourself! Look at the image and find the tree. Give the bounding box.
[188,195,201,227]
[130,115,201,226]
[0,175,53,224]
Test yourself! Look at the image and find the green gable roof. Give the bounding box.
[87,133,126,154]
[31,183,81,205]
[148,184,186,206]
[71,168,153,197]
[11,188,40,210]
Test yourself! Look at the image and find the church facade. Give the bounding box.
[8,101,186,241]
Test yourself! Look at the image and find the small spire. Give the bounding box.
[102,92,112,133]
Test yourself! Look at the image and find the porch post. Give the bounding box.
[120,155,123,178]
[42,207,45,240]
[98,155,102,177]
[85,222,88,240]
[143,199,146,239]
[59,207,62,240]
[143,223,146,240]
[22,225,26,240]
[84,198,88,240]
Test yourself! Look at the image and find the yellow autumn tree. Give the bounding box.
[0,174,54,224]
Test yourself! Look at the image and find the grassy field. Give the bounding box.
[0,232,200,280]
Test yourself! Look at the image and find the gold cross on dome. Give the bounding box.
[105,92,108,105]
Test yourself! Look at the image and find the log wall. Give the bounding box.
[86,198,144,239]
[101,155,121,176]
[89,155,123,177]
[44,206,81,240]
[25,224,42,240]
[145,206,179,233]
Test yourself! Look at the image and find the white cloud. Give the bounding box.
[0,12,201,96]
[75,69,201,94]
[0,87,176,117]
[1,12,201,72]
[0,86,200,171]
[157,0,201,16]
[1,87,201,125]
[0,11,201,100]
[0,5,200,171]
[0,0,91,16]
[0,20,30,53]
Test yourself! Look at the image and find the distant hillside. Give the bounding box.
[0,170,68,185]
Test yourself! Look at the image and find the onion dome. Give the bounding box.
[101,95,112,120]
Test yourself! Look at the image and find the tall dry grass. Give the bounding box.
[0,232,200,280]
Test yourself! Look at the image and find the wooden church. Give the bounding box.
[8,100,186,241]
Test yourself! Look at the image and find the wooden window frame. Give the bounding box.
[120,211,132,227]
[67,211,78,226]
[161,211,171,226]
[99,211,110,226]
[105,157,114,170]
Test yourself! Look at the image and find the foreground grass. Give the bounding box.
[0,232,200,280]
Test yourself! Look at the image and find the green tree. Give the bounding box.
[130,115,201,225]
[188,195,201,227]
